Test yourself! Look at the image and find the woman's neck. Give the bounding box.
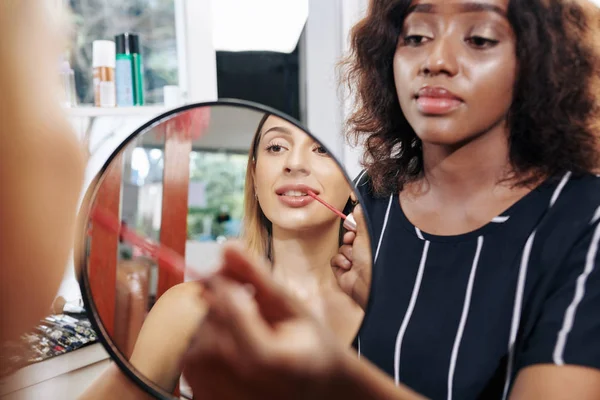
[417,121,514,202]
[270,222,341,295]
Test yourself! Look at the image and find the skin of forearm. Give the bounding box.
[318,350,428,400]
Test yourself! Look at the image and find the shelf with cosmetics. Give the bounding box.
[65,105,176,161]
[65,105,171,119]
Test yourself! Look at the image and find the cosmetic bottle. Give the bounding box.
[128,34,145,106]
[115,33,135,107]
[92,40,116,108]
[59,60,77,107]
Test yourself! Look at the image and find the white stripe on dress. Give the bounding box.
[415,227,425,240]
[374,194,394,263]
[502,230,536,400]
[447,236,484,400]
[492,216,510,223]
[502,171,571,399]
[550,171,572,207]
[553,208,600,365]
[355,169,368,186]
[357,193,393,360]
[592,206,600,225]
[394,240,430,385]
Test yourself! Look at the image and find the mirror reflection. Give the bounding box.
[79,103,368,399]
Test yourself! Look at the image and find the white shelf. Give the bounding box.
[0,343,109,396]
[65,105,172,119]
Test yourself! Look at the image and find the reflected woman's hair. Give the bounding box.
[242,114,273,262]
[241,114,355,264]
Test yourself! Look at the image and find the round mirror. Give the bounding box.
[75,100,373,399]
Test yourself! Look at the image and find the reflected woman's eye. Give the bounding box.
[314,145,329,155]
[265,141,287,154]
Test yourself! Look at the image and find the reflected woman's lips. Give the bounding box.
[275,183,320,196]
[278,194,316,208]
[275,183,319,208]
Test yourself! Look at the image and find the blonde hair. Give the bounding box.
[241,114,273,262]
[240,114,354,264]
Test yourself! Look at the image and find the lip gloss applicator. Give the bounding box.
[306,190,357,231]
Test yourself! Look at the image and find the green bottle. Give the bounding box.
[115,34,135,107]
[128,34,145,106]
[116,33,145,106]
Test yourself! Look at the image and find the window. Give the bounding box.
[187,150,248,240]
[123,145,248,242]
[65,0,179,105]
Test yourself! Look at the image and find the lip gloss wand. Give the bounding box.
[306,190,357,231]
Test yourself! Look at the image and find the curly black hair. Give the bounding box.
[342,0,600,196]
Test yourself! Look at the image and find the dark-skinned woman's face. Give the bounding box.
[393,0,517,146]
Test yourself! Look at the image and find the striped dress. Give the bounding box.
[354,171,600,400]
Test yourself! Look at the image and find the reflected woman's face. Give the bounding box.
[253,116,351,233]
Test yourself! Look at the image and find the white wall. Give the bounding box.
[340,0,369,180]
[303,0,368,181]
[303,0,344,163]
[178,0,218,102]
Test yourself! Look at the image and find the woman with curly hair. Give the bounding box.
[178,1,600,399]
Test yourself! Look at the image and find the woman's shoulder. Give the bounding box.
[128,281,207,389]
[516,174,600,375]
[532,173,600,261]
[134,281,206,342]
[352,169,399,245]
[544,172,600,227]
[153,281,206,320]
[352,169,392,204]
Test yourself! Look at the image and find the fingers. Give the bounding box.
[209,243,307,321]
[353,204,368,237]
[340,244,352,261]
[330,253,352,271]
[202,277,268,357]
[211,242,275,297]
[342,231,356,245]
[350,191,357,203]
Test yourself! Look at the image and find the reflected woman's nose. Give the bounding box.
[283,147,310,175]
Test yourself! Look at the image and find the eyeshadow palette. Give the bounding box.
[0,313,98,377]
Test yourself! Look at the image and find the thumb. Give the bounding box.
[352,204,368,239]
[213,243,307,321]
[204,277,270,352]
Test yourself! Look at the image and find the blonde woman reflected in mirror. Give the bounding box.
[80,113,363,399]
[243,114,363,339]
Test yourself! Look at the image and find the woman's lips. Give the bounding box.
[415,86,463,115]
[416,97,463,114]
[277,192,316,208]
[275,184,319,208]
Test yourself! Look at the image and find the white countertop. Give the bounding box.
[0,343,109,397]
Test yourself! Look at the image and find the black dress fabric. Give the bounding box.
[354,171,600,400]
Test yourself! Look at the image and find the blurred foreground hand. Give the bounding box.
[181,243,347,400]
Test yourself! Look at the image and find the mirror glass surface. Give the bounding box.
[77,102,371,399]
